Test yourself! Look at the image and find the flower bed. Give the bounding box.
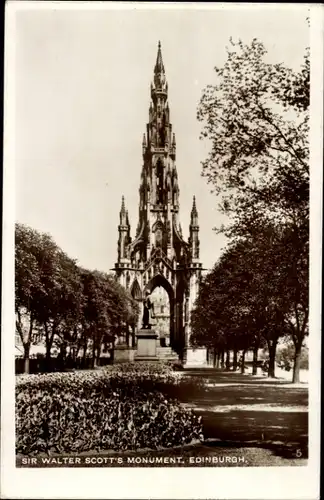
[16,363,203,455]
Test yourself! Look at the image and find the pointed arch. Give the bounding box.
[144,273,174,300]
[130,279,142,301]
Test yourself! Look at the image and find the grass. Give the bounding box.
[179,369,308,463]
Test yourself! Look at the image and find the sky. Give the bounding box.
[14,4,309,273]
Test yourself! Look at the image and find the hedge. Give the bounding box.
[16,363,204,455]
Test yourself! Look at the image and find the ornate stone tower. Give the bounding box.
[115,42,203,360]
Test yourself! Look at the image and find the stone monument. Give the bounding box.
[135,291,158,360]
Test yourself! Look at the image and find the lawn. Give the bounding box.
[179,368,308,463]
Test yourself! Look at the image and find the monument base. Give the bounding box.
[135,329,159,361]
[184,348,208,367]
[114,346,136,363]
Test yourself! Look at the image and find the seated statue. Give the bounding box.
[142,291,155,329]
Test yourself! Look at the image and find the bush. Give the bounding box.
[276,344,309,371]
[16,364,203,455]
[169,359,184,371]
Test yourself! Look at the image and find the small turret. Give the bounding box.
[119,195,127,225]
[190,195,198,226]
[189,195,200,260]
[117,196,131,261]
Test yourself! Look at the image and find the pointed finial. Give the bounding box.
[172,133,176,146]
[142,133,146,146]
[192,195,198,215]
[121,195,126,213]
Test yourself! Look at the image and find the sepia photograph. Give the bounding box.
[1,2,322,499]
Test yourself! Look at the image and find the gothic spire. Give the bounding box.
[154,40,165,75]
[120,195,125,213]
[190,195,198,225]
[153,41,166,90]
[120,195,128,225]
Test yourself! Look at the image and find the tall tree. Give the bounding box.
[81,270,138,368]
[28,231,80,369]
[197,37,309,382]
[197,38,309,224]
[15,223,42,373]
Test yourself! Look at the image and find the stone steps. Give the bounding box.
[155,347,179,361]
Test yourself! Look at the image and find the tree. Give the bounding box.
[197,38,309,224]
[15,224,42,373]
[197,37,309,382]
[191,229,299,378]
[24,229,81,370]
[15,223,139,373]
[81,270,138,368]
[190,241,259,373]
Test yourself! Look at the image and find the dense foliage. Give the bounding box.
[15,223,139,373]
[193,36,309,383]
[276,343,309,371]
[16,363,203,455]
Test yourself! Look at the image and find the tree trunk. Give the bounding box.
[45,348,52,372]
[216,352,220,369]
[60,343,67,370]
[292,341,302,383]
[225,350,231,371]
[23,343,31,374]
[221,350,225,369]
[125,323,128,346]
[44,322,54,372]
[213,348,217,368]
[252,346,259,375]
[82,339,88,367]
[96,342,102,368]
[92,339,96,369]
[111,334,116,364]
[267,340,278,378]
[233,349,238,371]
[241,350,246,374]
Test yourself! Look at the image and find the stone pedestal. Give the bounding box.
[135,329,159,360]
[114,346,136,363]
[184,348,208,367]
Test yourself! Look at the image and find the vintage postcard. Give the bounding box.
[1,1,322,499]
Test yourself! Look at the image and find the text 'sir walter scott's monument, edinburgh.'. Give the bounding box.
[114,42,205,366]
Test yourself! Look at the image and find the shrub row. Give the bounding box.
[16,363,204,455]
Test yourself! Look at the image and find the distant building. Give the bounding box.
[151,286,170,345]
